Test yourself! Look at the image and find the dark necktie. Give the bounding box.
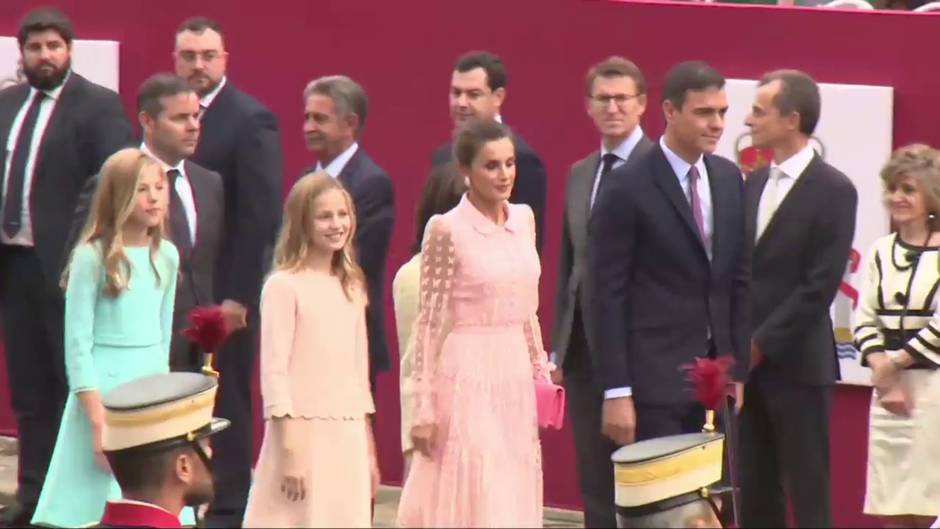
[166,169,193,257]
[590,152,620,209]
[3,91,46,238]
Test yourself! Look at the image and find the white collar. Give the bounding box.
[659,136,706,182]
[316,142,359,178]
[601,126,644,161]
[29,69,70,101]
[770,142,815,180]
[199,76,227,109]
[140,142,186,177]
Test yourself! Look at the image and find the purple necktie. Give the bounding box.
[688,166,709,249]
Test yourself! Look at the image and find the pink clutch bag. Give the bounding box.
[535,379,565,430]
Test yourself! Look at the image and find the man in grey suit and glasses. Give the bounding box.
[551,56,653,528]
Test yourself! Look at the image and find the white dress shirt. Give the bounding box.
[603,137,715,401]
[315,142,359,178]
[141,143,197,241]
[755,143,815,241]
[1,72,70,246]
[590,126,645,208]
[199,76,227,111]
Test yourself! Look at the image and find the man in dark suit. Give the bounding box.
[301,75,395,384]
[174,17,283,527]
[739,70,857,528]
[551,56,652,529]
[0,8,133,525]
[589,61,750,449]
[70,74,226,372]
[430,51,546,252]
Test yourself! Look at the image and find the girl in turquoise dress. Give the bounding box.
[31,148,189,527]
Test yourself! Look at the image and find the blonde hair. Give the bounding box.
[881,143,940,230]
[62,148,168,297]
[272,171,366,303]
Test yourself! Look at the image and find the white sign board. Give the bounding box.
[0,36,119,92]
[716,78,894,386]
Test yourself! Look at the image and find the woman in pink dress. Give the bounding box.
[397,120,551,528]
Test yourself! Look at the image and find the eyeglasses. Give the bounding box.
[590,94,640,107]
[176,50,222,64]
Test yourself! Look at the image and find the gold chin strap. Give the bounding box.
[700,487,726,529]
[202,352,219,377]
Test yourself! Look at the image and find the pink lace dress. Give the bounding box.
[397,195,550,528]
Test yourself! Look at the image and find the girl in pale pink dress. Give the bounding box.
[243,172,379,528]
[397,120,551,528]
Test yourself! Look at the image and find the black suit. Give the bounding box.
[739,154,857,528]
[191,80,282,523]
[589,143,750,439]
[432,128,546,253]
[0,73,133,508]
[70,160,226,372]
[552,135,653,528]
[302,147,395,377]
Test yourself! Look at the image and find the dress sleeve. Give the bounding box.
[901,303,940,368]
[521,206,551,381]
[259,273,298,418]
[64,244,102,393]
[853,244,886,367]
[357,296,376,414]
[404,216,456,427]
[161,244,179,356]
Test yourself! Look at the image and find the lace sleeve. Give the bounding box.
[522,205,551,381]
[405,216,456,427]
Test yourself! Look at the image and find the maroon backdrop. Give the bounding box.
[2,0,940,525]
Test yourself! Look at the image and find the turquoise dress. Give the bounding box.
[31,240,194,527]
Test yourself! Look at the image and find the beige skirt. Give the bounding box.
[865,369,940,516]
[243,417,371,528]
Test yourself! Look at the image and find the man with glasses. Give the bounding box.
[430,51,547,253]
[551,56,652,528]
[173,16,282,528]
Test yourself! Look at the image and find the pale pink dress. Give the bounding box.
[397,195,550,528]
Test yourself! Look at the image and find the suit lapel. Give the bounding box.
[746,168,769,250]
[754,154,821,254]
[0,85,30,204]
[337,148,363,188]
[574,152,598,221]
[651,147,707,260]
[33,74,81,189]
[705,156,729,269]
[184,161,204,252]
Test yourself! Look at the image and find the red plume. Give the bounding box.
[682,357,734,411]
[181,305,230,353]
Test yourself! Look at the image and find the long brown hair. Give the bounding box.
[61,148,168,297]
[272,171,366,303]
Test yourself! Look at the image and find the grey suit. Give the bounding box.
[68,160,225,371]
[168,161,225,371]
[551,135,652,528]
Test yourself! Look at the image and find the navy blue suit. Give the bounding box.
[589,144,750,438]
